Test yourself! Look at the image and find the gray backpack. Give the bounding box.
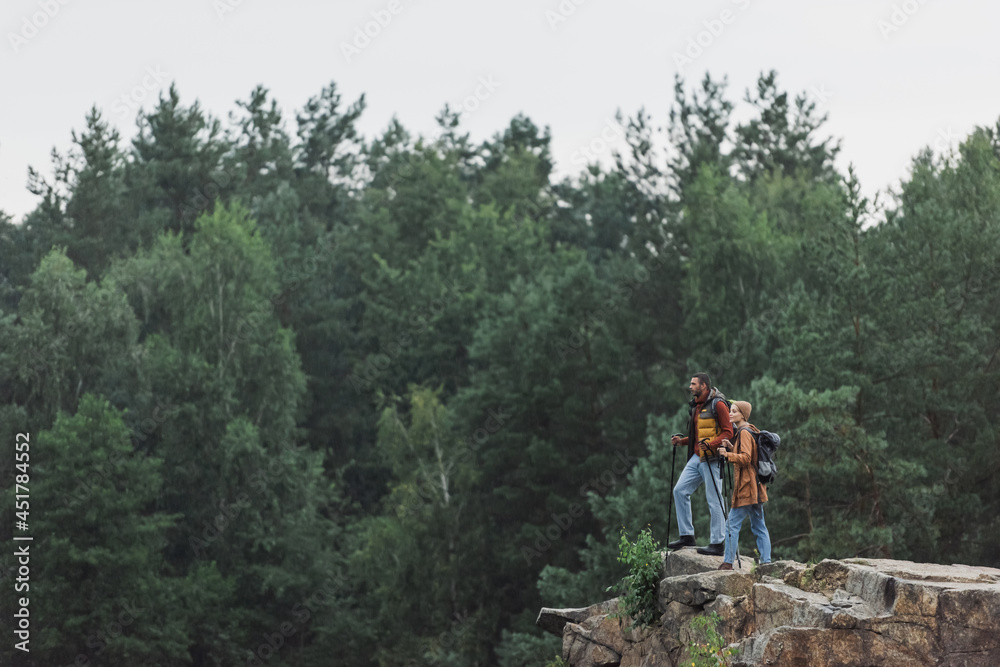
[738,426,780,485]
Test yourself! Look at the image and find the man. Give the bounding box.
[717,400,771,570]
[668,373,732,555]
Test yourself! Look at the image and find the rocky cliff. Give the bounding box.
[537,550,1000,666]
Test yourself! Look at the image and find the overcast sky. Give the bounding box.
[2,0,998,222]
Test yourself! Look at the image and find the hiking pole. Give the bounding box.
[723,457,742,569]
[708,455,729,525]
[708,450,741,570]
[666,434,680,544]
[719,437,743,569]
[719,460,730,506]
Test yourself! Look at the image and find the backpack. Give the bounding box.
[708,390,732,420]
[737,426,781,486]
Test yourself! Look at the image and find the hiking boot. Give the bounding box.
[667,535,695,550]
[717,562,733,571]
[696,542,725,556]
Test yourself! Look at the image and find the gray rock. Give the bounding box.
[563,622,622,667]
[752,581,837,634]
[659,569,753,607]
[732,626,933,667]
[662,548,723,577]
[539,556,1000,666]
[537,599,618,635]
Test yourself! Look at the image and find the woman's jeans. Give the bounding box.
[724,503,772,564]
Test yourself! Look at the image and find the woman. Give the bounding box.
[717,400,772,570]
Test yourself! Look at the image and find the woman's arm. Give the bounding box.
[722,429,754,467]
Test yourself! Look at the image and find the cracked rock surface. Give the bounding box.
[537,550,1000,666]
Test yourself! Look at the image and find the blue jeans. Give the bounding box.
[673,454,726,544]
[724,503,771,564]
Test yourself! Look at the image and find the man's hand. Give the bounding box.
[698,440,710,456]
[670,435,682,446]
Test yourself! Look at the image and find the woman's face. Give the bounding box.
[730,404,744,422]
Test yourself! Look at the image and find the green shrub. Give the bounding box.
[606,526,661,628]
[688,612,738,666]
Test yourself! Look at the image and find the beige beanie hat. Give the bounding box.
[733,400,752,421]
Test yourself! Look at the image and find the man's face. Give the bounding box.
[689,377,705,397]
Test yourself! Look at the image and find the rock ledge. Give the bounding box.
[537,549,1000,666]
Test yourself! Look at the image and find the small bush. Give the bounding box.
[606,526,661,628]
[688,612,738,666]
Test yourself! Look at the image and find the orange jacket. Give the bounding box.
[721,424,768,508]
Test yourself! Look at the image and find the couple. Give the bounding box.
[667,373,771,570]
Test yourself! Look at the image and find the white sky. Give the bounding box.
[2,0,999,222]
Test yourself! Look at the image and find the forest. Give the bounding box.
[1,70,999,666]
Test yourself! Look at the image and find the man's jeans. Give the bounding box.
[673,454,726,544]
[724,503,772,564]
